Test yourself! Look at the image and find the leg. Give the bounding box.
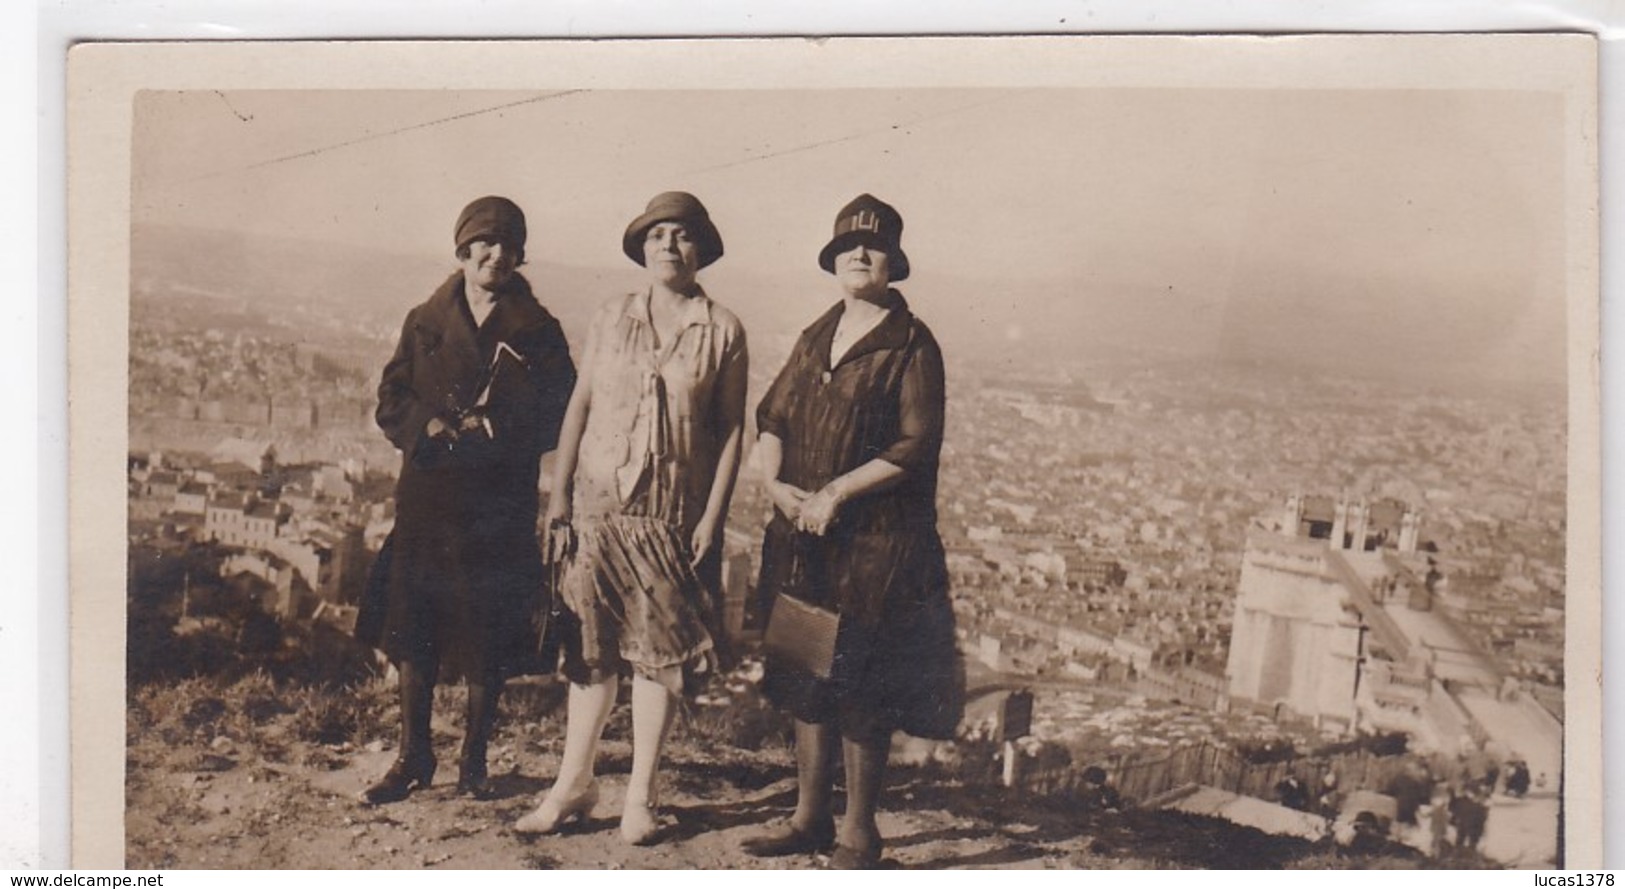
[791,719,837,833]
[554,676,617,792]
[363,659,438,804]
[621,674,678,844]
[515,676,615,833]
[741,718,837,857]
[401,659,437,768]
[835,731,891,866]
[458,673,503,796]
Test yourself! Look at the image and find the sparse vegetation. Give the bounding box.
[125,634,1492,869]
[125,544,1496,870]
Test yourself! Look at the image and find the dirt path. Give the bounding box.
[127,737,1114,870]
[123,674,1464,871]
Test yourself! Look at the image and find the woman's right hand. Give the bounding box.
[426,416,457,441]
[543,494,571,529]
[541,499,573,564]
[767,480,811,522]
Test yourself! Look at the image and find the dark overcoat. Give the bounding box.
[357,271,575,681]
[756,289,964,740]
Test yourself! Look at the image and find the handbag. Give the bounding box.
[764,593,841,680]
[533,519,576,667]
[762,532,841,679]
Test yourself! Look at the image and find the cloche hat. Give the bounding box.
[622,191,725,269]
[454,195,527,254]
[817,193,910,282]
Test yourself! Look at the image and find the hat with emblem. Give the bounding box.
[817,193,909,282]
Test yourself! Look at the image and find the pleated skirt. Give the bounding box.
[558,514,719,694]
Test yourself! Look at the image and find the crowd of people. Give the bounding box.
[1274,751,1537,860]
[355,191,960,869]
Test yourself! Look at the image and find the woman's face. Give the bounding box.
[643,221,700,288]
[835,241,891,297]
[461,238,518,291]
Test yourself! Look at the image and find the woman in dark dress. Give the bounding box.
[357,196,576,803]
[742,194,963,869]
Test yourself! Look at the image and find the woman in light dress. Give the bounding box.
[516,192,748,845]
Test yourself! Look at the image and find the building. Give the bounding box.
[205,492,246,545]
[1279,493,1422,553]
[267,526,365,606]
[1228,495,1562,781]
[175,481,209,516]
[145,470,180,503]
[1063,553,1128,589]
[206,493,290,550]
[1225,530,1365,730]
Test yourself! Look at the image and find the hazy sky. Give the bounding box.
[132,87,1569,388]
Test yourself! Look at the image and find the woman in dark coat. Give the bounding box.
[358,196,576,803]
[742,194,962,869]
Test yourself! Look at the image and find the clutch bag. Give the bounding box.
[763,593,840,680]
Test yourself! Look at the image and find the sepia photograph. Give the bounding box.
[68,35,1600,870]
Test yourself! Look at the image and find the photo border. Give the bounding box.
[66,34,1601,869]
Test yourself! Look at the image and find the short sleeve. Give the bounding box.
[874,323,945,472]
[579,298,620,381]
[713,311,749,427]
[755,336,807,442]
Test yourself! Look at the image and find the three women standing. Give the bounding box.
[366,191,958,868]
[516,192,749,845]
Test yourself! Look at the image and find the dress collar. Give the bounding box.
[807,288,912,368]
[624,286,713,331]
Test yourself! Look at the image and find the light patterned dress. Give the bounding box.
[560,288,748,690]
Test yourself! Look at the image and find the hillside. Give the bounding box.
[124,664,1458,871]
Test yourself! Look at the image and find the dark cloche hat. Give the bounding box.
[817,193,910,282]
[622,191,725,270]
[454,196,528,253]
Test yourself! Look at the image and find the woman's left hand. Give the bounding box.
[690,515,720,567]
[796,485,843,536]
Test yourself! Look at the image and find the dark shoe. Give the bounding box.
[362,752,436,805]
[825,842,883,870]
[741,820,837,858]
[456,761,492,799]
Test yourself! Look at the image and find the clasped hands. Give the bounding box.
[426,408,493,444]
[769,479,843,536]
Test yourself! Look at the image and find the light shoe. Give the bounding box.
[514,779,599,834]
[620,799,662,846]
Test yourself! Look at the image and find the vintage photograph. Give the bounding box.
[71,36,1599,869]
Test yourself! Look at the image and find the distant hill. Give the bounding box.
[130,223,1566,404]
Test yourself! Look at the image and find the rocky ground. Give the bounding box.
[124,671,1471,871]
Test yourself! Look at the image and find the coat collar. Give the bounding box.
[805,288,912,368]
[415,273,549,386]
[422,271,547,334]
